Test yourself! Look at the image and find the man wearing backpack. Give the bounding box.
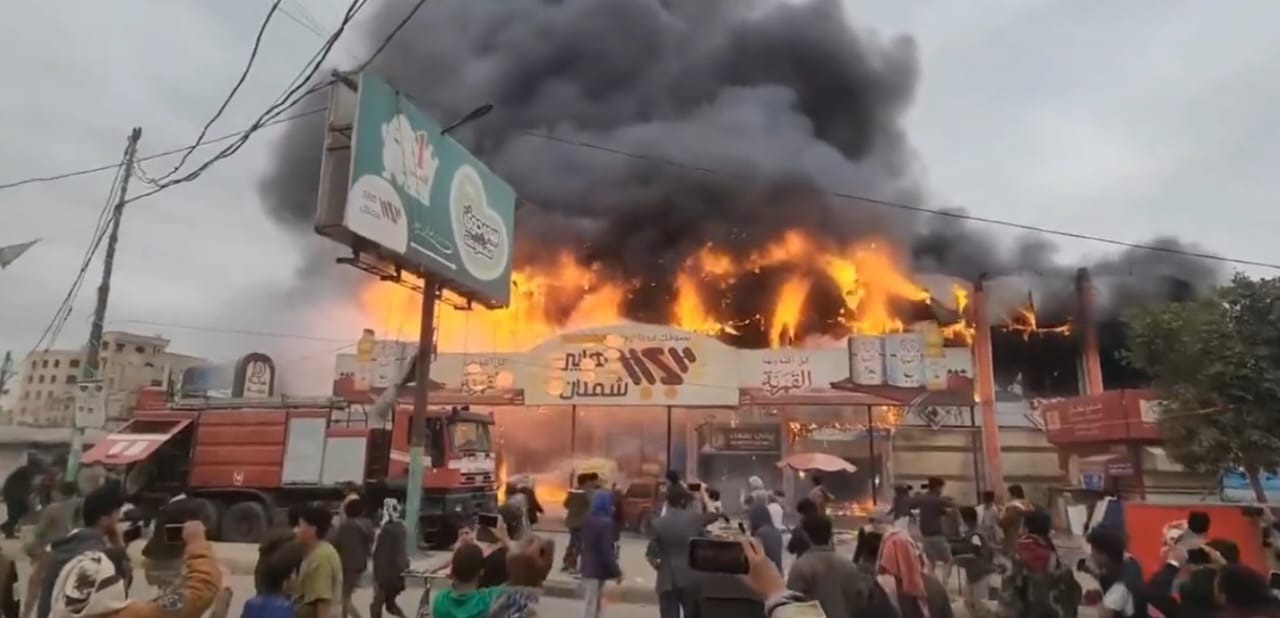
[999,509,1082,618]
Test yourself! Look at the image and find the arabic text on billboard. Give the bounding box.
[524,324,738,406]
[344,74,515,307]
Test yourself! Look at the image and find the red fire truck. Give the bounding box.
[81,394,497,547]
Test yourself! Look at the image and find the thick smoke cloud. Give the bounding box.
[258,0,1221,342]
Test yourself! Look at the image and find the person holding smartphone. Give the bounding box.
[48,519,223,618]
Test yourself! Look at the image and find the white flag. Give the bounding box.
[0,239,39,269]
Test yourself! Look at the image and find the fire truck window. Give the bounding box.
[450,421,491,451]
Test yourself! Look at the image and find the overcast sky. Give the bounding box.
[2,0,1278,395]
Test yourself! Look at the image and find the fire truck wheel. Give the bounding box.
[189,498,221,537]
[223,501,269,543]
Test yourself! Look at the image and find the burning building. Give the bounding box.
[259,0,1221,511]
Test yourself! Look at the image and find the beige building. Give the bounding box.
[10,331,205,427]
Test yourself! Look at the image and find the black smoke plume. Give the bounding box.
[258,0,1222,350]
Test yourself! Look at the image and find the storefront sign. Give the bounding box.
[739,348,845,398]
[708,424,780,452]
[429,353,521,396]
[1042,389,1161,444]
[525,323,739,406]
[1105,458,1135,477]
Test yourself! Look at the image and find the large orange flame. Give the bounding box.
[358,230,978,351]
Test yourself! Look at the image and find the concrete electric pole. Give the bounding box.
[66,127,142,484]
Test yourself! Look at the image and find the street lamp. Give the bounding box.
[441,103,494,136]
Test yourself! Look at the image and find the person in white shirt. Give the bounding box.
[767,491,786,531]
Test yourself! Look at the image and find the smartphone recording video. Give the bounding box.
[689,538,749,575]
[163,524,184,544]
[477,512,500,529]
[688,482,703,492]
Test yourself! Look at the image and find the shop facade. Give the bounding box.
[335,321,1067,513]
[1041,389,1215,502]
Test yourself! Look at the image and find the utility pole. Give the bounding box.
[400,106,492,553]
[403,279,439,553]
[66,127,142,485]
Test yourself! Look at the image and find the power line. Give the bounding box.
[4,9,1276,272]
[279,2,326,39]
[140,1,283,186]
[121,0,373,206]
[110,319,352,343]
[518,131,1280,272]
[18,148,128,379]
[0,107,325,192]
[349,0,427,74]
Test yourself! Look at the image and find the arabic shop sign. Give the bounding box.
[707,424,780,453]
[739,348,845,398]
[524,323,739,406]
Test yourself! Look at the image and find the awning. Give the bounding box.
[81,418,193,466]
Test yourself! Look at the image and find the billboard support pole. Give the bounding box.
[665,406,673,474]
[404,279,439,554]
[68,127,142,487]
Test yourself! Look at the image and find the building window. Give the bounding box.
[26,375,32,384]
[34,391,41,400]
[101,341,108,349]
[37,375,45,384]
[21,392,28,400]
[53,359,60,369]
[30,361,36,370]
[115,343,125,353]
[69,359,80,369]
[65,375,76,385]
[135,345,146,354]
[41,360,48,369]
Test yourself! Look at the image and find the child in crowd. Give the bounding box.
[243,560,296,618]
[431,540,506,618]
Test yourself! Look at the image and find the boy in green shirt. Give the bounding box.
[293,504,343,618]
[432,542,505,618]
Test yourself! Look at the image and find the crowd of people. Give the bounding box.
[8,460,1280,618]
[0,474,231,618]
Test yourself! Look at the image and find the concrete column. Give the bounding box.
[972,275,1006,495]
[1076,268,1105,395]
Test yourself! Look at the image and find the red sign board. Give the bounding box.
[1041,389,1161,444]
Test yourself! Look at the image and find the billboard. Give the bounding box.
[315,73,515,307]
[523,323,740,407]
[178,353,278,399]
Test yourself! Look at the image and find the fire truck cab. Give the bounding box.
[82,395,497,547]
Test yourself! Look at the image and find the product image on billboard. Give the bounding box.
[315,73,515,308]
